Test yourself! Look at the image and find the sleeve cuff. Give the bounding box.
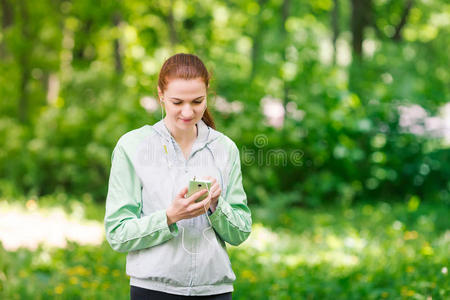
[154,209,178,237]
[168,222,179,235]
[209,196,232,223]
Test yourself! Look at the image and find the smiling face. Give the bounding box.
[158,77,207,132]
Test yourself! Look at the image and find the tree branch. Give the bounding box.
[331,0,339,65]
[392,0,413,42]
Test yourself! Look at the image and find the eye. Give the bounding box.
[173,102,182,105]
[193,100,203,104]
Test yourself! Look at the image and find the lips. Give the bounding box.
[180,118,193,122]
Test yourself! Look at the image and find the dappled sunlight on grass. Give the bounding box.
[0,196,448,299]
[0,199,104,251]
[241,223,364,268]
[230,202,449,299]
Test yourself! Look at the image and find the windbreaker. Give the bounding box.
[104,119,252,296]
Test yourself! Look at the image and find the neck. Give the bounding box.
[163,118,198,144]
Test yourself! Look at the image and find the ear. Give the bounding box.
[157,87,163,101]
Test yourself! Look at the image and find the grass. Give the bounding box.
[0,194,448,299]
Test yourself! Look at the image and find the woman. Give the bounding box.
[104,53,252,299]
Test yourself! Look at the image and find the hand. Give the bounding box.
[166,186,212,225]
[203,176,221,213]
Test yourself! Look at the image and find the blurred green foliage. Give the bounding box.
[1,2,449,299]
[0,0,449,207]
[0,197,448,299]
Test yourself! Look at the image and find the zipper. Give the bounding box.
[169,135,197,289]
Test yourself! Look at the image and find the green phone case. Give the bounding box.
[187,180,212,202]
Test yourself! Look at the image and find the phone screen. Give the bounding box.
[187,180,211,202]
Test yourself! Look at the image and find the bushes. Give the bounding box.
[229,97,450,208]
[1,73,449,206]
[0,71,157,201]
[1,199,448,299]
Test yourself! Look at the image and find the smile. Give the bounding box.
[180,118,193,122]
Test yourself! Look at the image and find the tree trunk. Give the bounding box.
[73,19,92,61]
[351,0,374,60]
[167,0,178,47]
[331,0,339,65]
[281,0,290,131]
[112,12,123,74]
[0,0,14,58]
[0,0,13,28]
[249,0,268,81]
[18,0,30,124]
[281,0,290,33]
[351,0,366,58]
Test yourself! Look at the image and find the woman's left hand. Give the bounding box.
[204,176,221,213]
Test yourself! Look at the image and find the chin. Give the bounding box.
[176,118,198,128]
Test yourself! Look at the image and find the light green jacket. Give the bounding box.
[104,119,252,296]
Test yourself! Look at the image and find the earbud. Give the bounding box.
[160,99,165,120]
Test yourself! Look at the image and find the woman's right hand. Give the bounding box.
[166,187,211,226]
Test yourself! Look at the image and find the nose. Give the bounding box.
[181,104,194,118]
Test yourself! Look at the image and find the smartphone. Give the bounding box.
[186,179,212,202]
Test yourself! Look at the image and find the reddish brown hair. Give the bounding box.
[158,53,216,129]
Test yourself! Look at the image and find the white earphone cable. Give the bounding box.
[159,96,214,255]
[178,183,215,255]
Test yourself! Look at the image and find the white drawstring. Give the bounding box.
[178,183,216,255]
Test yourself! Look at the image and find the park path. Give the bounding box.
[0,200,104,251]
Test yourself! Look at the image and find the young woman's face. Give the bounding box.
[159,78,207,131]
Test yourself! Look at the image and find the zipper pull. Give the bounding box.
[163,144,173,168]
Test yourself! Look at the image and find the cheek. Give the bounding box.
[197,104,207,113]
[166,105,180,115]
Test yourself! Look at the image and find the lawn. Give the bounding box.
[0,195,448,299]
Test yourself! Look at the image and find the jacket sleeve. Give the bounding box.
[104,144,178,253]
[209,143,252,246]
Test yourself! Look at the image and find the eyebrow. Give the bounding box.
[170,96,205,102]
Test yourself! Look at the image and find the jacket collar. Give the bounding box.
[152,118,214,146]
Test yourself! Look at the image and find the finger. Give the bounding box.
[186,189,208,203]
[209,183,219,194]
[211,189,219,198]
[189,197,210,214]
[204,176,217,185]
[211,182,219,191]
[212,190,220,198]
[199,195,212,211]
[178,187,188,198]
[204,192,212,205]
[212,185,221,196]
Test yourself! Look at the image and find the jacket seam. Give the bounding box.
[109,225,167,243]
[213,208,251,233]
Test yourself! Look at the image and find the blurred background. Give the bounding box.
[0,0,449,299]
